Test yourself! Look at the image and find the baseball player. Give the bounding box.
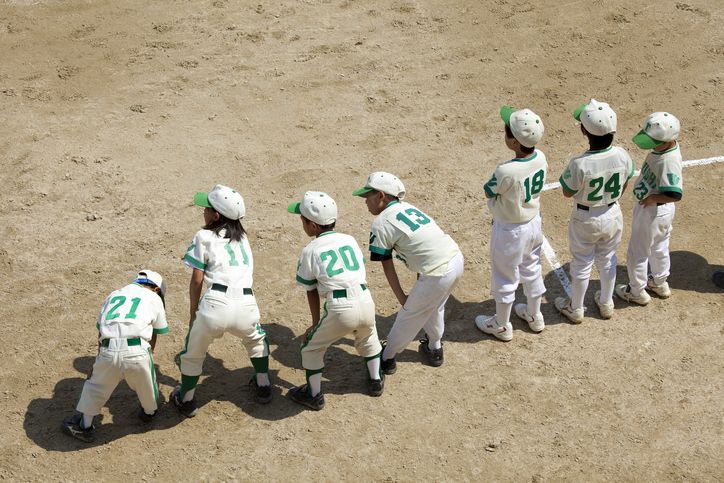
[616,112,683,304]
[62,270,169,442]
[353,172,464,372]
[554,99,635,323]
[173,185,271,418]
[287,191,383,410]
[474,106,548,341]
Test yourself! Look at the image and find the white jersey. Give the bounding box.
[559,146,635,207]
[369,201,460,276]
[484,149,548,224]
[296,232,367,295]
[96,283,168,342]
[183,229,254,288]
[631,143,683,202]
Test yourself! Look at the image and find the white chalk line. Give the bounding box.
[539,155,724,297]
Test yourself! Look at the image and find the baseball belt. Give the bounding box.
[577,202,616,211]
[210,283,253,295]
[332,284,368,299]
[101,337,141,347]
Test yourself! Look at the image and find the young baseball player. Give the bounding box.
[474,106,548,341]
[173,185,271,418]
[615,112,683,305]
[353,172,464,373]
[554,99,635,323]
[62,270,168,442]
[286,191,383,410]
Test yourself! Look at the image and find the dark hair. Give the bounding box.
[318,222,336,231]
[204,213,246,242]
[138,282,165,308]
[505,125,535,155]
[582,125,614,151]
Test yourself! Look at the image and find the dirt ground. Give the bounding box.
[1,0,723,480]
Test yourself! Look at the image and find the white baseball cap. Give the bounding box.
[500,106,544,148]
[287,191,337,225]
[135,269,166,297]
[352,172,406,200]
[632,112,680,149]
[573,99,617,136]
[194,185,246,220]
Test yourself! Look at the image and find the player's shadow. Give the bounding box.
[669,251,723,294]
[25,356,183,451]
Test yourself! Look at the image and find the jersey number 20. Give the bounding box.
[320,246,360,277]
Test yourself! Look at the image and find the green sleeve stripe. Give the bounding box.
[484,184,496,198]
[629,163,635,179]
[559,176,576,194]
[183,254,206,270]
[153,327,169,335]
[96,322,100,330]
[296,275,317,286]
[658,186,683,194]
[370,246,393,256]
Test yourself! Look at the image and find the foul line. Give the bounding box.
[539,154,724,297]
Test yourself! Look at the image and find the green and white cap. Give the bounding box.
[632,112,680,149]
[194,184,246,220]
[287,191,337,225]
[573,99,617,136]
[352,172,406,199]
[135,269,166,297]
[500,106,544,148]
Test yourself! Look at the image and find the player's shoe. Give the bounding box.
[367,373,385,397]
[418,337,444,367]
[171,385,198,418]
[713,271,724,289]
[474,314,513,342]
[138,409,157,423]
[554,297,584,324]
[614,284,651,306]
[249,378,273,404]
[61,414,95,443]
[646,277,672,298]
[380,341,397,375]
[289,384,325,411]
[513,304,545,333]
[594,290,614,319]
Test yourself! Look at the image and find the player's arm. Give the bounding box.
[188,268,204,327]
[150,332,158,352]
[640,191,682,207]
[303,289,321,338]
[559,164,578,198]
[381,258,407,306]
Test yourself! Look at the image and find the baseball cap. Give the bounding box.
[194,185,246,220]
[573,99,617,136]
[500,106,544,148]
[287,191,337,225]
[135,269,166,297]
[632,112,680,149]
[352,172,406,199]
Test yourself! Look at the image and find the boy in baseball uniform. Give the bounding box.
[616,112,683,305]
[474,106,548,341]
[287,191,383,411]
[554,99,635,323]
[354,172,464,373]
[62,270,169,442]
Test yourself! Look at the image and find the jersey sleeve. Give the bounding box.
[483,171,498,198]
[295,247,318,291]
[369,219,399,259]
[484,167,513,198]
[658,158,683,195]
[152,303,169,334]
[182,231,207,271]
[624,151,635,180]
[559,159,581,194]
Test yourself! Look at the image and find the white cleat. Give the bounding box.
[513,304,545,333]
[475,314,513,342]
[646,278,671,298]
[594,290,614,319]
[554,297,584,324]
[614,284,651,306]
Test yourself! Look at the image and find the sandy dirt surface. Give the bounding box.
[1,0,723,480]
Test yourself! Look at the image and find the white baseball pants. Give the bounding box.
[76,338,158,416]
[384,251,464,358]
[626,202,675,295]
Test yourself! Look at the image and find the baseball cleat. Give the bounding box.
[594,290,614,319]
[475,314,513,341]
[380,341,397,375]
[61,414,95,443]
[249,378,273,404]
[138,409,157,423]
[289,385,325,411]
[614,284,651,306]
[513,304,545,333]
[367,374,385,397]
[713,271,724,289]
[171,385,198,418]
[554,297,584,324]
[418,337,444,367]
[646,277,671,298]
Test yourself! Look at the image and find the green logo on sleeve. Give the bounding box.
[369,232,377,245]
[667,173,680,186]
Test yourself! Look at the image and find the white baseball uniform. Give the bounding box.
[179,229,268,378]
[296,231,381,372]
[626,143,683,294]
[559,146,635,308]
[76,283,168,417]
[369,201,464,357]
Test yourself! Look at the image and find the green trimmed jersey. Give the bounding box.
[296,232,367,295]
[631,143,683,202]
[484,149,548,223]
[183,229,254,288]
[369,201,460,276]
[96,283,168,342]
[559,146,634,207]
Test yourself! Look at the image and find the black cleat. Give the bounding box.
[171,386,198,418]
[380,341,397,375]
[289,384,325,411]
[419,337,444,367]
[138,409,157,423]
[249,378,272,404]
[61,414,95,443]
[368,373,385,397]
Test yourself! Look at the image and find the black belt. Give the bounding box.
[332,284,367,298]
[101,337,141,347]
[577,202,615,211]
[210,283,253,295]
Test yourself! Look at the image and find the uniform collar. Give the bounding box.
[512,151,538,162]
[317,231,336,238]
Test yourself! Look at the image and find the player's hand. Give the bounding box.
[399,294,408,307]
[640,196,656,207]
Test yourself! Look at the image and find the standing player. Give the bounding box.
[353,172,464,372]
[286,191,383,411]
[474,106,548,341]
[62,270,169,442]
[616,112,683,304]
[554,99,634,323]
[173,185,271,418]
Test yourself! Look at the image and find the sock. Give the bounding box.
[255,372,270,387]
[427,338,442,350]
[365,354,381,380]
[599,272,616,306]
[180,374,199,402]
[495,301,513,324]
[182,388,196,403]
[571,278,589,310]
[306,371,322,397]
[250,355,269,374]
[82,413,94,429]
[527,295,542,317]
